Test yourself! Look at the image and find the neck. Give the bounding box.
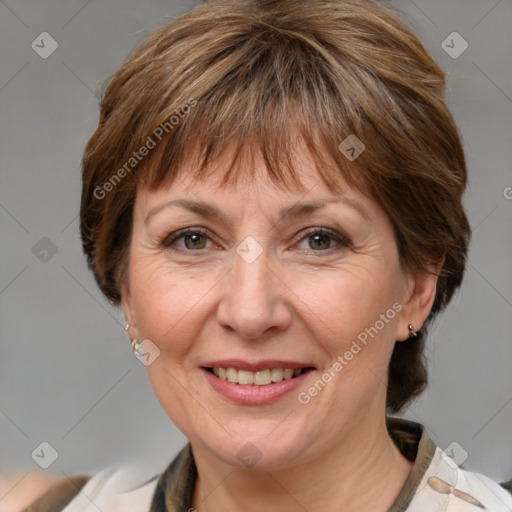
[191,414,414,512]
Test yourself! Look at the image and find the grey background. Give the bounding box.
[0,0,511,490]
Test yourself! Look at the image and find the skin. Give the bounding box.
[122,143,439,512]
[0,472,54,511]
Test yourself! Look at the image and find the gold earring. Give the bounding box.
[408,324,418,338]
[131,338,141,354]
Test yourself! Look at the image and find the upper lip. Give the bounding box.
[202,359,315,372]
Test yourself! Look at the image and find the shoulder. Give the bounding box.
[410,445,512,511]
[21,475,91,512]
[452,464,512,511]
[501,479,512,493]
[386,417,512,512]
[22,466,160,512]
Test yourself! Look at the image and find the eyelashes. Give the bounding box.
[162,228,211,250]
[162,227,213,250]
[293,227,350,253]
[160,227,351,254]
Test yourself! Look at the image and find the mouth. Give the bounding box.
[200,361,315,405]
[203,366,315,385]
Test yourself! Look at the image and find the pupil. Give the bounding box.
[185,234,206,249]
[310,234,330,250]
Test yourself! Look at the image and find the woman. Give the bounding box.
[25,0,512,510]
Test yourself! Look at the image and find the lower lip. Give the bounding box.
[202,368,313,405]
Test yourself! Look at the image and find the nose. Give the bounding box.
[216,246,292,340]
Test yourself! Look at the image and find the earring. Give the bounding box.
[131,338,141,354]
[125,323,130,331]
[408,324,418,338]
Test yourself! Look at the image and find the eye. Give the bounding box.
[161,228,213,251]
[161,227,350,254]
[295,228,350,253]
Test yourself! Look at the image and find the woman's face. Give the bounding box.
[122,145,436,470]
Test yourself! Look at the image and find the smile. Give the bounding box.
[201,361,315,405]
[205,366,313,385]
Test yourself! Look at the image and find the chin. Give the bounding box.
[191,426,313,471]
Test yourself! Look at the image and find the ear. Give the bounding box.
[396,256,444,341]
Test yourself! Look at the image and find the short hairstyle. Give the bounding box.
[80,0,471,412]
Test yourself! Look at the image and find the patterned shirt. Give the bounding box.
[25,417,512,512]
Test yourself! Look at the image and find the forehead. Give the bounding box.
[138,140,362,208]
[135,144,383,232]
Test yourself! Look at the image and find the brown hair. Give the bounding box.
[80,0,471,412]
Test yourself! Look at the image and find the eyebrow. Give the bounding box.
[144,197,371,226]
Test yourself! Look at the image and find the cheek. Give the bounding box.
[292,268,401,358]
[130,261,218,354]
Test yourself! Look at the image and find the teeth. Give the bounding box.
[283,369,294,380]
[211,367,307,385]
[226,368,238,383]
[254,370,271,385]
[270,368,284,382]
[237,370,254,385]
